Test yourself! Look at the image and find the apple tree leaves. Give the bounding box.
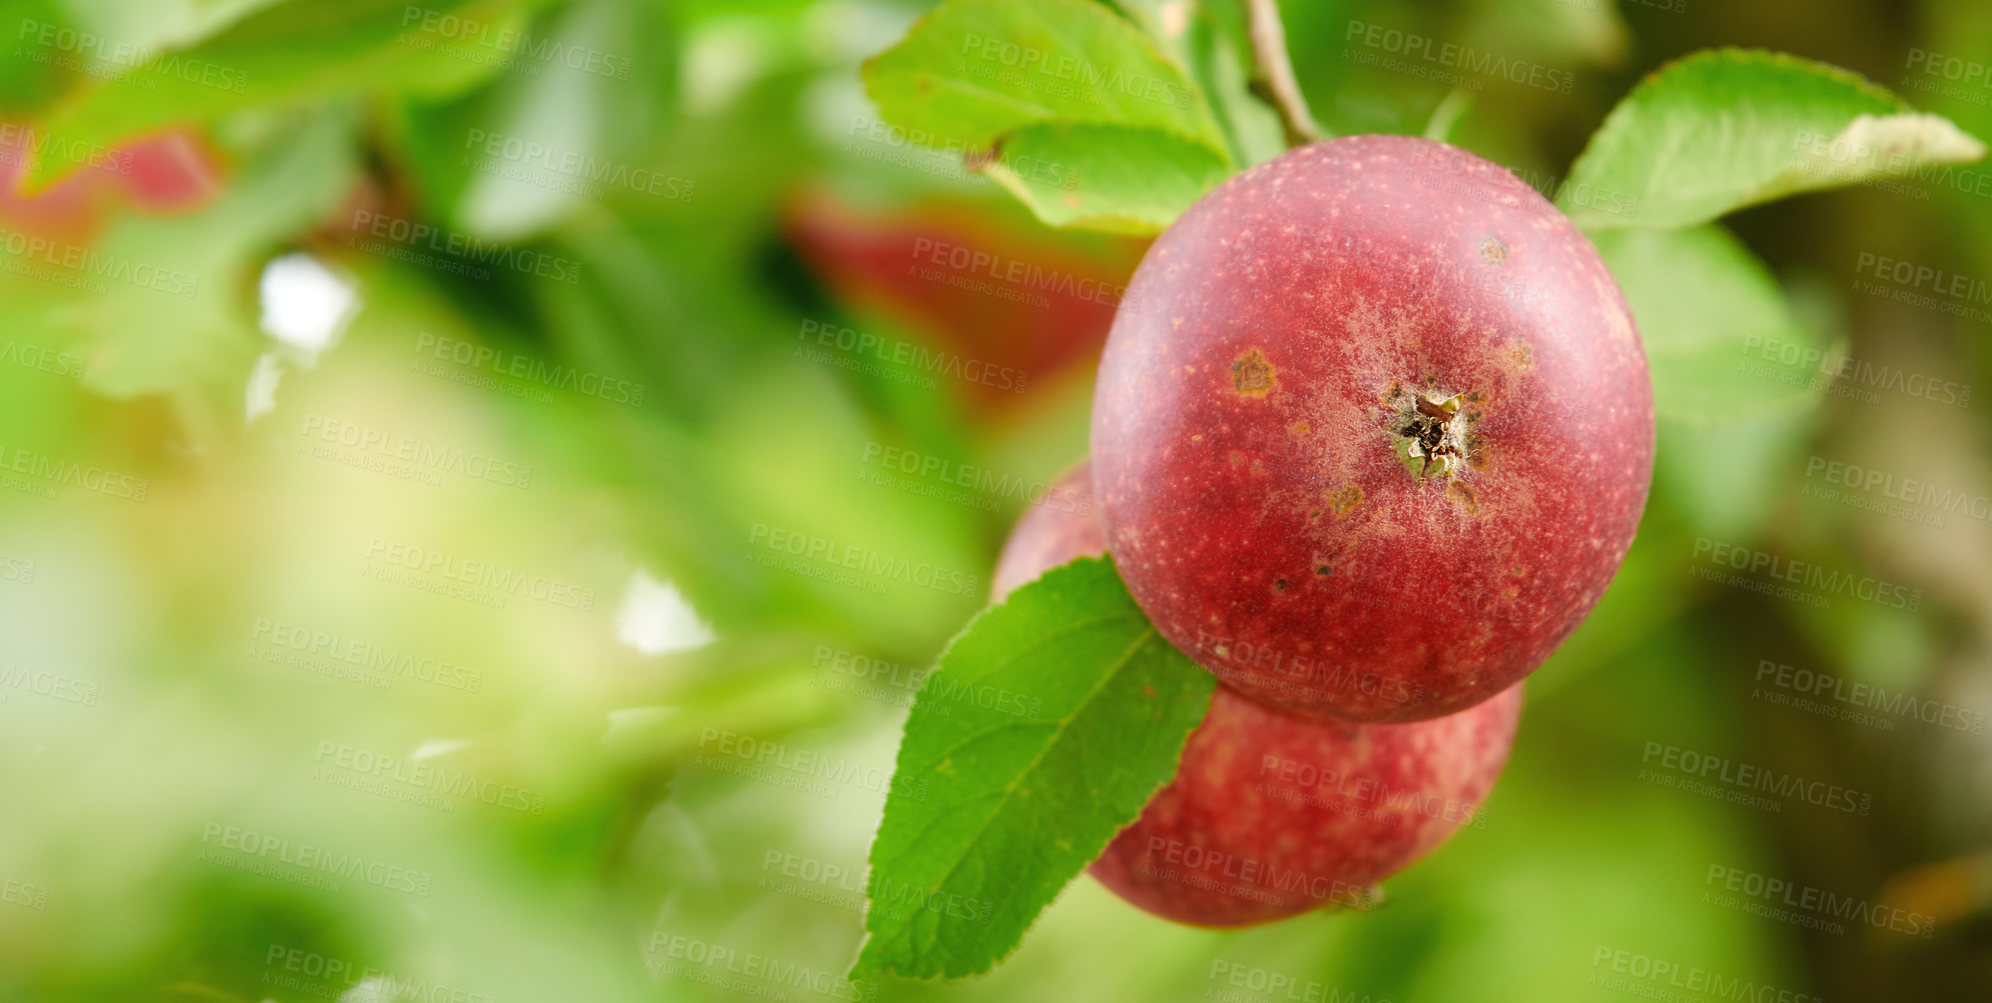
[851,556,1214,980]
[862,0,1238,234]
[1568,49,1983,431]
[1563,48,1984,231]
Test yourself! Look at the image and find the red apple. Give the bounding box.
[990,460,1107,599]
[992,461,1521,927]
[1092,135,1652,723]
[1092,681,1519,927]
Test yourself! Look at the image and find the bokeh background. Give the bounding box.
[2,0,1990,1000]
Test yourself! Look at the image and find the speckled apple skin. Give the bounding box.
[992,462,1522,928]
[1092,135,1652,723]
[1092,682,1520,927]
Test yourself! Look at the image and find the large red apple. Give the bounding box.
[992,462,1521,927]
[1092,135,1652,723]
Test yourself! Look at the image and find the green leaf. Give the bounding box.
[861,0,1233,234]
[1562,48,1986,230]
[1592,224,1829,425]
[852,556,1215,980]
[980,122,1232,234]
[25,0,553,188]
[864,0,1226,150]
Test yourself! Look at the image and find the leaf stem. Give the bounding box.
[1242,0,1322,147]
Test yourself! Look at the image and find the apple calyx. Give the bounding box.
[1390,391,1470,481]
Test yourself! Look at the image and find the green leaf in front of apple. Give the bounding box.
[851,555,1214,981]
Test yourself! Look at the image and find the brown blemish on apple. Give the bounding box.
[1508,341,1534,370]
[1232,349,1275,396]
[1328,485,1362,516]
[1480,236,1508,265]
[1448,481,1479,513]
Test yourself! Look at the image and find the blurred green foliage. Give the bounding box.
[0,0,1987,1001]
